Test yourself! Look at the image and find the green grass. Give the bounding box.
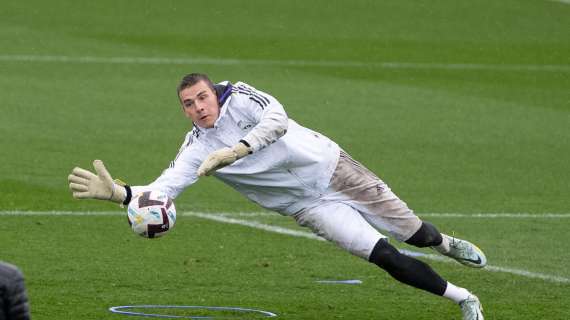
[0,0,569,319]
[1,214,569,319]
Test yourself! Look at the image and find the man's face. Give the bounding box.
[179,80,220,128]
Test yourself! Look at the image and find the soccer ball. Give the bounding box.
[127,190,176,238]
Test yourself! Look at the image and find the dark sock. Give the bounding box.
[369,239,447,296]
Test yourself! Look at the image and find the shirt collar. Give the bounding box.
[193,81,233,131]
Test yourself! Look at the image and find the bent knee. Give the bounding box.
[405,222,442,248]
[368,239,405,269]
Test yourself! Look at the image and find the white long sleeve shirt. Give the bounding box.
[132,81,340,215]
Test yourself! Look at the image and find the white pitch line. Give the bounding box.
[197,212,570,219]
[0,54,569,73]
[187,213,570,284]
[2,210,569,283]
[398,249,570,284]
[188,212,325,241]
[211,212,570,219]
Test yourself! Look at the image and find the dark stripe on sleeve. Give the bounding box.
[255,92,270,105]
[249,96,266,109]
[233,86,269,108]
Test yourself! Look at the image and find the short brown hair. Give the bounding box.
[177,73,215,96]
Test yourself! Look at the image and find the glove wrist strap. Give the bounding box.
[122,185,132,206]
[234,140,253,159]
[239,139,251,148]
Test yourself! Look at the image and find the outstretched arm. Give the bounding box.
[68,160,129,204]
[68,135,201,205]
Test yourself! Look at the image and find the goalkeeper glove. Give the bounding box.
[197,142,251,176]
[68,160,127,204]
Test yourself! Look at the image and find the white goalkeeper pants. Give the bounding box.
[293,151,423,260]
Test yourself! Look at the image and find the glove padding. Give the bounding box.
[197,143,251,177]
[68,160,126,203]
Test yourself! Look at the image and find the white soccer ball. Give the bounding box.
[127,190,176,238]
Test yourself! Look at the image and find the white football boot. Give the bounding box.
[437,234,487,268]
[459,295,484,320]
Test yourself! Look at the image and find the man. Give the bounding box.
[68,73,486,319]
[0,262,31,320]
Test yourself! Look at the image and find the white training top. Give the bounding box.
[132,81,340,215]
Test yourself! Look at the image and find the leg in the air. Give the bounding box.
[404,221,443,247]
[369,238,447,295]
[369,239,484,320]
[405,221,487,268]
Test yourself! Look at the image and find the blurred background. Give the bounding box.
[0,1,569,319]
[1,0,568,213]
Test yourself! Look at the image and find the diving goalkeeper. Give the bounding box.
[68,73,486,320]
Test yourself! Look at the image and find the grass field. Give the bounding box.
[1,0,569,319]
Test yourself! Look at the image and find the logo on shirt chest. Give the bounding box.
[237,120,255,131]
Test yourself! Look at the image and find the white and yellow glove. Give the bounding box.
[68,160,127,204]
[197,142,251,176]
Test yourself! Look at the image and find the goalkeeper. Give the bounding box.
[68,73,486,320]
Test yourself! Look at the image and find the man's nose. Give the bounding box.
[195,100,206,111]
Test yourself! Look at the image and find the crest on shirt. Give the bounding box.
[237,120,255,131]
